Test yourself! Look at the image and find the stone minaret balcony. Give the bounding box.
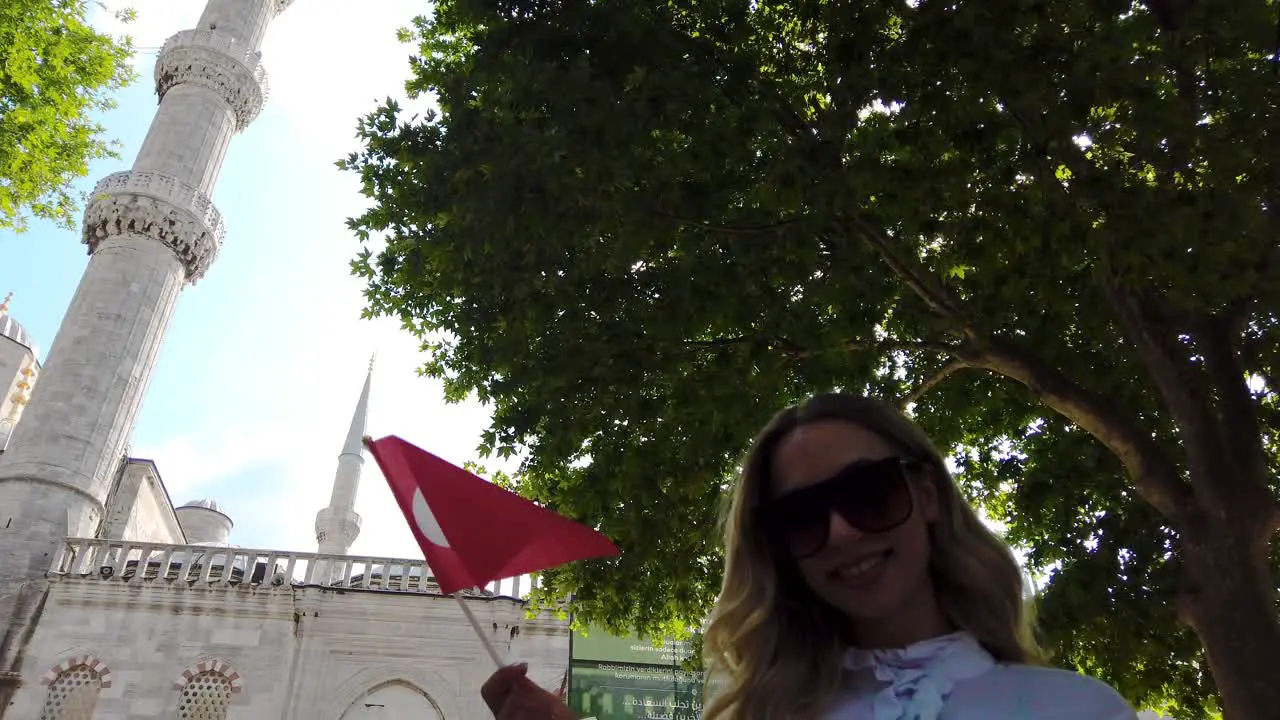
[154,28,270,132]
[82,170,227,283]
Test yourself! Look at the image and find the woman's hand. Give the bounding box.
[481,664,578,720]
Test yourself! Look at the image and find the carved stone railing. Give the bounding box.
[155,29,270,130]
[82,171,225,282]
[88,171,225,241]
[48,538,538,599]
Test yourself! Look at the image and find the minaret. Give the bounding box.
[0,0,294,676]
[315,357,374,562]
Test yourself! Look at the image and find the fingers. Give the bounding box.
[481,663,529,714]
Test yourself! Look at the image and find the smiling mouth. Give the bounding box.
[832,550,892,581]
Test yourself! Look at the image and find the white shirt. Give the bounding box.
[822,632,1138,719]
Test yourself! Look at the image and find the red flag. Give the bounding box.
[365,435,620,594]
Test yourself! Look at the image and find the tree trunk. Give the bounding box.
[1177,513,1280,720]
[1075,290,1280,718]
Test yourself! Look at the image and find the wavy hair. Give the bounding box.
[702,393,1043,720]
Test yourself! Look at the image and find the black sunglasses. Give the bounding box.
[757,456,925,558]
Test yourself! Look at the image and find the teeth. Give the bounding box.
[838,554,885,578]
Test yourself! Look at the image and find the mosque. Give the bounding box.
[0,0,569,717]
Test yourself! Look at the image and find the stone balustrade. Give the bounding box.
[154,29,271,130]
[88,170,226,242]
[82,170,226,281]
[158,28,270,97]
[48,538,537,598]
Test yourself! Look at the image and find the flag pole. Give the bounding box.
[454,591,505,666]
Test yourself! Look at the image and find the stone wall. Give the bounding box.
[8,578,569,719]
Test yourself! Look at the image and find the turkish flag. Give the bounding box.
[365,435,620,594]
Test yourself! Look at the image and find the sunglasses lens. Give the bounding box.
[782,521,828,558]
[762,458,917,557]
[833,461,914,533]
[760,499,828,558]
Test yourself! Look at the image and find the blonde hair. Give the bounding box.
[702,393,1043,720]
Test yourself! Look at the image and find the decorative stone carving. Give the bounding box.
[82,171,224,283]
[155,30,269,131]
[275,0,297,15]
[174,659,243,694]
[39,655,112,689]
[89,171,225,239]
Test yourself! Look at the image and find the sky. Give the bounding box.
[0,0,504,560]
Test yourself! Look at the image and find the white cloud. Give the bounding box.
[140,429,284,502]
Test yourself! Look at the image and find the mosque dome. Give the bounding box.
[0,293,38,357]
[0,314,33,350]
[180,498,228,515]
[176,498,233,545]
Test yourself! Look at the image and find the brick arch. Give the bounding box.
[173,658,243,693]
[40,654,112,689]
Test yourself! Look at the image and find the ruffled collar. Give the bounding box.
[842,632,995,720]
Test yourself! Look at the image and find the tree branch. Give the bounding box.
[1197,309,1270,481]
[672,336,949,360]
[779,337,953,361]
[840,215,969,329]
[656,212,806,235]
[903,359,971,408]
[680,337,752,350]
[961,336,1194,521]
[824,213,1195,521]
[1096,280,1229,507]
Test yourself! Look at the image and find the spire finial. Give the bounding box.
[368,352,377,373]
[0,292,11,315]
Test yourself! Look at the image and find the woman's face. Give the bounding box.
[768,419,939,624]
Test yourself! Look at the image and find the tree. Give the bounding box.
[342,0,1279,717]
[0,0,135,232]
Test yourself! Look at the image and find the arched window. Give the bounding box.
[39,664,101,720]
[177,670,234,720]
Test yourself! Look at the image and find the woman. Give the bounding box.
[483,394,1138,719]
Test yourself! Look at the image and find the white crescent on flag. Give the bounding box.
[411,487,451,548]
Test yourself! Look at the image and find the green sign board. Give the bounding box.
[568,626,704,720]
[568,662,702,720]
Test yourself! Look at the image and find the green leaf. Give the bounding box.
[0,0,136,231]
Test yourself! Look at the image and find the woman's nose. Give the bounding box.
[827,510,866,543]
